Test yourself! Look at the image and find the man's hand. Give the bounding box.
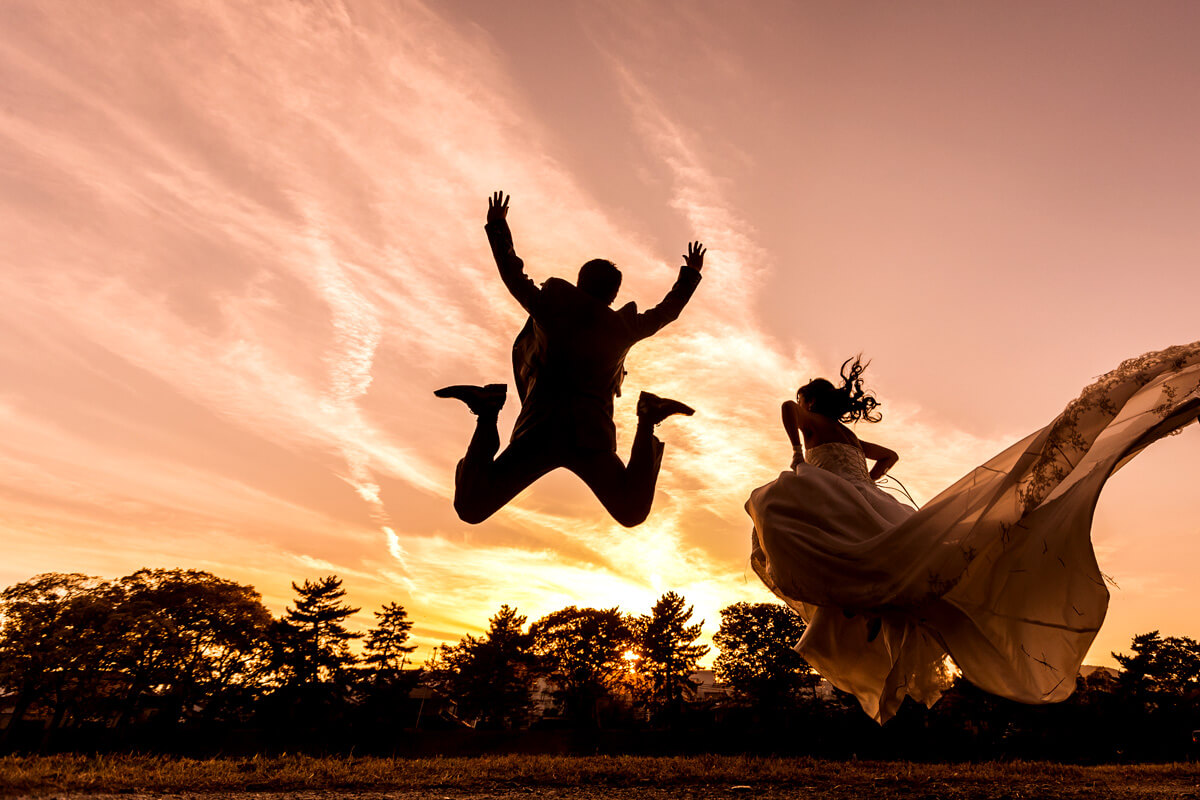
[488,191,510,224]
[683,241,706,272]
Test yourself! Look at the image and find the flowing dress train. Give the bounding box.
[747,342,1200,723]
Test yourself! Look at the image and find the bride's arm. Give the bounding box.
[781,401,802,446]
[860,439,899,481]
[781,401,804,467]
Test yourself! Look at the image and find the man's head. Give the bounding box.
[577,259,622,305]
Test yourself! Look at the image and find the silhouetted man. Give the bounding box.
[436,191,705,527]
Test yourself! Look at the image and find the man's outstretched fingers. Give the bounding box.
[487,191,510,222]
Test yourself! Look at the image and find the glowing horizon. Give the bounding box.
[2,1,1199,670]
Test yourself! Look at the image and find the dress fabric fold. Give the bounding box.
[747,342,1200,723]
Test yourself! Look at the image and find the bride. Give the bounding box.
[747,344,1200,723]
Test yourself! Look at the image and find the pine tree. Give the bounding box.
[636,591,708,720]
[276,575,360,685]
[1114,630,1200,699]
[363,601,417,674]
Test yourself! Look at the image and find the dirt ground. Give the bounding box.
[6,756,1200,799]
[11,783,1200,800]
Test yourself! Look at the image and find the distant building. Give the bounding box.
[687,670,834,702]
[531,676,562,720]
[688,669,731,701]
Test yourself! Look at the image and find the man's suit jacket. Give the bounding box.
[486,219,701,452]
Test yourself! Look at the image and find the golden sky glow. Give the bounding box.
[2,1,1199,668]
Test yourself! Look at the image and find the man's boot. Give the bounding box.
[434,384,507,417]
[636,391,694,425]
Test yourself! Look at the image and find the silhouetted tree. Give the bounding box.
[363,601,417,675]
[424,604,534,729]
[530,606,632,727]
[634,591,708,721]
[255,575,362,738]
[1114,630,1200,700]
[713,602,816,710]
[354,601,421,733]
[0,573,123,744]
[1114,630,1162,704]
[272,575,360,686]
[108,568,272,728]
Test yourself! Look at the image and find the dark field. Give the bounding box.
[3,755,1200,799]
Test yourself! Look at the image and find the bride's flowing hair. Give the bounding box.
[798,355,882,424]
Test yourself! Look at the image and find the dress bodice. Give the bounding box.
[803,442,872,484]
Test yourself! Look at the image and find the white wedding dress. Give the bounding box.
[747,342,1200,723]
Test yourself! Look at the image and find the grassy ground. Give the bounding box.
[2,754,1200,799]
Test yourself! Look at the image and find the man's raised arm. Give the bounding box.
[483,190,541,315]
[633,241,705,339]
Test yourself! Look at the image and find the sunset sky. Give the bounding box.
[2,1,1199,669]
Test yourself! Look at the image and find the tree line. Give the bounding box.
[1,568,1198,760]
[0,569,723,749]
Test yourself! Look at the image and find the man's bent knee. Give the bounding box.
[453,497,497,525]
[611,506,651,528]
